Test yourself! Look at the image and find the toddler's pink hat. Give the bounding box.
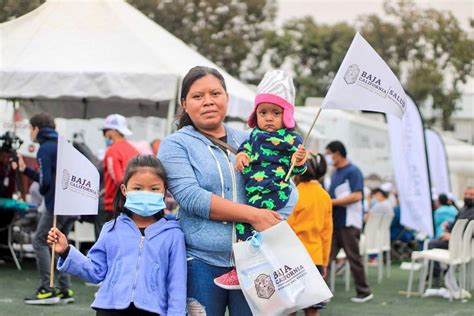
[248,70,296,129]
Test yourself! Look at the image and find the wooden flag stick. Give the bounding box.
[49,214,57,288]
[284,107,323,182]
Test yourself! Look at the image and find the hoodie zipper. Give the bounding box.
[218,147,239,266]
[130,236,145,302]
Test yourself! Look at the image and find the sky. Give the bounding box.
[276,0,473,31]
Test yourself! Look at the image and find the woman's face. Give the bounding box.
[182,75,228,132]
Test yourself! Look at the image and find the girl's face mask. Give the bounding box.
[124,191,166,217]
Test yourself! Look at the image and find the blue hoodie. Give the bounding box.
[57,214,187,315]
[158,125,298,267]
[24,127,58,212]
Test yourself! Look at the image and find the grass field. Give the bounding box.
[0,259,472,315]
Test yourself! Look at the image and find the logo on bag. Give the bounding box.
[254,274,275,299]
[62,169,70,190]
[344,64,360,84]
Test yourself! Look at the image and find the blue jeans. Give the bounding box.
[187,258,251,316]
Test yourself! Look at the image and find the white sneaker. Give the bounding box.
[350,293,374,303]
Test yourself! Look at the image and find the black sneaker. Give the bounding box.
[57,289,75,304]
[350,293,374,303]
[24,287,60,305]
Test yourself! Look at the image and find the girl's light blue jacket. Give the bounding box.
[57,214,187,315]
[158,125,297,267]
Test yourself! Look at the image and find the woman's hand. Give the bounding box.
[47,227,69,254]
[235,154,250,172]
[11,154,26,172]
[249,208,282,232]
[291,144,307,166]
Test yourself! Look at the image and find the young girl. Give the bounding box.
[288,153,332,316]
[214,69,307,289]
[47,155,186,315]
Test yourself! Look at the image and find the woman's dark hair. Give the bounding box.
[176,66,227,129]
[371,188,389,199]
[110,155,167,230]
[438,193,448,206]
[30,112,56,129]
[298,153,327,182]
[325,140,347,158]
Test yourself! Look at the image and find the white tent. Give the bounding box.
[0,0,255,131]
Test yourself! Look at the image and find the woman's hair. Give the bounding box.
[176,66,227,129]
[298,153,327,182]
[110,155,167,229]
[371,188,389,199]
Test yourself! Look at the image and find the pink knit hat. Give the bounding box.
[248,70,296,129]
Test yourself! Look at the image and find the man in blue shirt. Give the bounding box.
[326,140,373,303]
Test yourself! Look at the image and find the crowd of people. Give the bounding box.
[0,65,472,315]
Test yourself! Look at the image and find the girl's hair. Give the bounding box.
[298,153,327,182]
[176,66,227,129]
[110,155,167,229]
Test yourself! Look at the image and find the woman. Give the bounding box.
[288,153,332,316]
[158,66,298,315]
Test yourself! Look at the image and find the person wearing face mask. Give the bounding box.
[48,155,187,315]
[99,114,139,235]
[325,140,373,303]
[11,112,77,305]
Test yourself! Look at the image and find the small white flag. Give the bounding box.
[322,32,407,118]
[54,135,99,216]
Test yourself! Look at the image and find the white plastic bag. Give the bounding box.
[233,221,333,315]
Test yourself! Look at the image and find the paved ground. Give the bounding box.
[0,258,473,315]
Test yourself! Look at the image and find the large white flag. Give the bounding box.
[54,135,99,216]
[425,128,451,197]
[322,32,407,118]
[387,97,433,237]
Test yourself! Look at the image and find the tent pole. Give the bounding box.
[82,98,88,119]
[165,77,181,136]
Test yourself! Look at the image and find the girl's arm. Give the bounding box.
[159,137,281,232]
[166,231,187,315]
[321,199,334,267]
[53,227,109,284]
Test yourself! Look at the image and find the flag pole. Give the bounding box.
[49,214,57,288]
[284,107,323,182]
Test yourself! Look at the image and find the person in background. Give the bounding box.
[433,193,458,238]
[97,114,139,236]
[151,139,161,156]
[0,150,15,198]
[428,186,474,281]
[288,153,332,316]
[325,140,373,303]
[12,112,76,305]
[365,188,394,221]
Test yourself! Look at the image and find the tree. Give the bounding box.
[261,17,355,105]
[359,0,474,130]
[0,0,44,23]
[128,0,276,78]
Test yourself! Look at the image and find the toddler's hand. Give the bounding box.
[292,144,307,165]
[47,227,69,255]
[235,154,250,172]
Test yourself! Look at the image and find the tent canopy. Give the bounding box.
[0,0,255,120]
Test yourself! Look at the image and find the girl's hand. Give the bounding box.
[235,154,250,172]
[292,145,307,165]
[250,208,282,232]
[47,227,69,254]
[322,266,328,278]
